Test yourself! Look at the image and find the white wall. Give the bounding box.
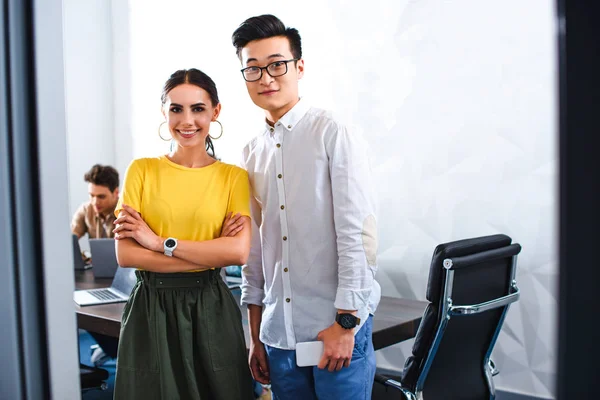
[111,0,134,178]
[64,0,557,397]
[64,0,116,221]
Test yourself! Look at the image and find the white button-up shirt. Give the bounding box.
[241,98,381,350]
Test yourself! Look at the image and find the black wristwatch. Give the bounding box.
[335,313,361,329]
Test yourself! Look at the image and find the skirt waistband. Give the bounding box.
[135,269,221,288]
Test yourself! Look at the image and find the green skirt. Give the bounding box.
[113,269,254,400]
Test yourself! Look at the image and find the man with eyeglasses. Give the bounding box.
[232,14,380,400]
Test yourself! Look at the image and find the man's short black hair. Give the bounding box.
[84,164,119,192]
[232,14,302,60]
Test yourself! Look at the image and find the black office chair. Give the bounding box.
[375,234,521,400]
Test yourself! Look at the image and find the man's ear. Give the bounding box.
[296,59,305,80]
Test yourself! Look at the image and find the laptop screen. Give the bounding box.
[89,238,118,278]
[111,267,137,296]
[72,234,87,270]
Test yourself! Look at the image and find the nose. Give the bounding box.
[259,69,274,85]
[182,109,194,124]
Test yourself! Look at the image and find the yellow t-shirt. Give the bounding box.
[115,156,250,242]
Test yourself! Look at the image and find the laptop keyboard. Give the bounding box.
[89,289,121,301]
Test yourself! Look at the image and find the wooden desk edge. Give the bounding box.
[75,271,426,348]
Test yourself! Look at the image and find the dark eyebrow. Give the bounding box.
[169,102,206,108]
[245,53,287,64]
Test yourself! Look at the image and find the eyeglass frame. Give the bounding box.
[240,59,299,82]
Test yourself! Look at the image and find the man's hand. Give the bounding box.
[113,204,163,252]
[81,250,92,265]
[220,212,245,237]
[317,321,355,372]
[249,339,270,384]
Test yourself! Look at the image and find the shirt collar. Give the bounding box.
[97,205,117,223]
[263,97,311,136]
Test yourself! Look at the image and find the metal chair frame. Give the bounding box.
[377,254,520,400]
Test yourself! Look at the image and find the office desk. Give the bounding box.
[75,269,427,350]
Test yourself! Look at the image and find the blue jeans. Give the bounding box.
[265,316,376,400]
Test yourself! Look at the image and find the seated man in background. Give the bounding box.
[71,163,120,367]
[71,164,120,241]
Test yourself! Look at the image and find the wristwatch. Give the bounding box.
[335,313,361,329]
[163,237,178,257]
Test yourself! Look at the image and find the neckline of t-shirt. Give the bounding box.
[159,155,221,171]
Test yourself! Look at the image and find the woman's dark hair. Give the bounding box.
[84,164,119,192]
[232,14,302,60]
[161,68,220,158]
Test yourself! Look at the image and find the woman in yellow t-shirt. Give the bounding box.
[112,69,254,400]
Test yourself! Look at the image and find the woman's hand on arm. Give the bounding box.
[113,205,163,252]
[115,206,244,250]
[112,206,209,272]
[114,203,251,269]
[220,212,245,238]
[174,216,251,268]
[115,237,209,273]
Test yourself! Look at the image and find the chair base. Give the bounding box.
[374,373,417,400]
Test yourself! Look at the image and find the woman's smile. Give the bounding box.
[176,128,199,138]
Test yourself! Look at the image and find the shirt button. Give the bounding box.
[283,236,287,241]
[270,127,274,133]
[280,205,285,210]
[276,143,281,148]
[278,174,282,179]
[286,298,291,303]
[284,267,289,272]
[287,125,292,129]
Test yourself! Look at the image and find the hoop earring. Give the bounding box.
[209,120,223,140]
[158,121,171,141]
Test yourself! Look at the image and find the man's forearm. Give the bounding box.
[247,304,263,342]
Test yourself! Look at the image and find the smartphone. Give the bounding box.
[296,341,324,367]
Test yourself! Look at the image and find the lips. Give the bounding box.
[177,129,199,139]
[260,90,278,96]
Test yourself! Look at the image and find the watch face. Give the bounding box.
[165,239,176,248]
[340,314,355,328]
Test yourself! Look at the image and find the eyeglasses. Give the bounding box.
[240,59,299,82]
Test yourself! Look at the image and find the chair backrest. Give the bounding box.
[401,234,521,399]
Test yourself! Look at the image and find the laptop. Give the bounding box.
[72,234,92,270]
[89,238,118,278]
[73,266,137,306]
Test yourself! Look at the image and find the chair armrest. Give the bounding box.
[374,374,417,400]
[449,286,520,315]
